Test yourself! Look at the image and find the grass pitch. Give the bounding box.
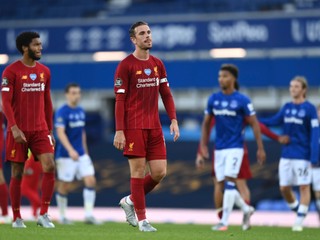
[0,221,319,240]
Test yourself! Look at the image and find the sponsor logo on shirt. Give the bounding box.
[128,142,134,152]
[21,75,28,80]
[1,77,8,86]
[154,67,159,77]
[10,149,16,158]
[144,68,151,76]
[213,109,236,116]
[284,117,303,124]
[311,119,319,128]
[21,82,45,92]
[69,120,85,128]
[136,70,142,75]
[29,73,37,81]
[136,77,159,88]
[114,78,123,87]
[40,72,45,81]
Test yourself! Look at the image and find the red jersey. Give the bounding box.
[1,60,53,132]
[114,54,176,130]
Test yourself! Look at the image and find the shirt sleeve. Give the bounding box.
[242,95,256,116]
[259,105,285,126]
[114,61,129,130]
[1,67,17,128]
[309,105,319,165]
[204,95,214,116]
[258,122,279,141]
[54,108,67,128]
[44,68,53,131]
[158,60,177,120]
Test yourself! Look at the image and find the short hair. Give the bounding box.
[129,21,148,38]
[16,31,40,55]
[291,76,308,98]
[220,64,238,79]
[65,83,80,93]
[291,76,308,90]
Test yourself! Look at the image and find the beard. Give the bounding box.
[28,48,41,61]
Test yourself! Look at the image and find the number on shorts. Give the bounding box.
[232,157,238,168]
[47,135,53,146]
[298,167,309,177]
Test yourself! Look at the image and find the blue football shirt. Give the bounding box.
[260,101,319,164]
[205,91,255,150]
[54,104,86,158]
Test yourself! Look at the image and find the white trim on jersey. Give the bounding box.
[160,78,168,83]
[311,119,319,127]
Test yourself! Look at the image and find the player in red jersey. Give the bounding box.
[1,31,55,228]
[0,111,11,224]
[113,21,179,232]
[196,117,289,222]
[21,153,42,220]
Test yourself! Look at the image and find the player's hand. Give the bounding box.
[49,132,56,146]
[195,153,206,170]
[199,144,209,160]
[68,149,79,161]
[114,130,126,150]
[257,148,266,165]
[11,125,27,143]
[278,135,290,145]
[170,119,180,142]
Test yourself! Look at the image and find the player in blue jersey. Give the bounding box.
[260,76,319,231]
[200,64,266,231]
[312,104,320,223]
[55,83,101,225]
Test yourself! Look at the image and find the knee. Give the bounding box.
[151,169,166,182]
[42,160,55,173]
[280,186,290,194]
[84,176,96,188]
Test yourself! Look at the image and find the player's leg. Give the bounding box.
[128,157,148,227]
[146,160,166,194]
[236,179,250,204]
[0,169,10,223]
[215,148,249,231]
[55,157,77,224]
[291,160,312,231]
[21,175,41,220]
[36,153,55,228]
[279,159,299,212]
[212,177,224,219]
[30,131,55,228]
[10,162,26,227]
[78,154,100,224]
[312,167,320,222]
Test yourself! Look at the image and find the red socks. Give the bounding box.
[9,178,22,221]
[131,178,146,221]
[0,183,8,216]
[40,172,55,215]
[144,174,159,195]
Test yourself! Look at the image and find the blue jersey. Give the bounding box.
[260,101,319,164]
[54,104,86,158]
[205,91,255,150]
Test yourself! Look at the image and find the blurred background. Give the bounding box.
[0,0,320,212]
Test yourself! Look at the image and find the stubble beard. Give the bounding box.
[28,48,41,61]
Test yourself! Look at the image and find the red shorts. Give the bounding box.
[6,130,54,163]
[212,146,252,179]
[123,129,166,160]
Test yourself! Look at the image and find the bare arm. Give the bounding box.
[56,127,79,160]
[199,114,214,160]
[246,115,266,165]
[82,130,89,154]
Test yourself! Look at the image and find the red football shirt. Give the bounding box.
[1,60,53,132]
[114,54,176,130]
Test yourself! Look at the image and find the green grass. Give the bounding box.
[0,222,319,240]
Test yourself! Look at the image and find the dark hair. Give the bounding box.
[16,31,40,55]
[129,21,148,38]
[65,83,80,93]
[234,80,240,90]
[220,64,238,79]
